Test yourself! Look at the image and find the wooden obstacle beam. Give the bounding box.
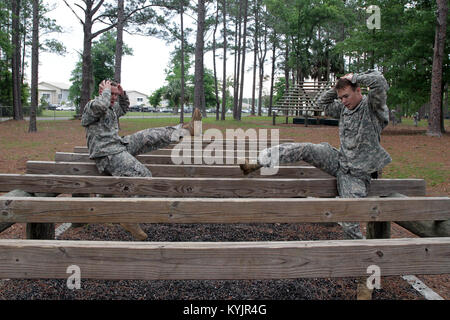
[0,196,448,224]
[26,161,332,179]
[54,152,310,166]
[1,237,449,280]
[73,139,295,153]
[0,174,427,198]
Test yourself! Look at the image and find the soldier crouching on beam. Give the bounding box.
[81,79,202,240]
[240,70,392,240]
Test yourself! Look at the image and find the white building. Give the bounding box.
[38,82,71,105]
[127,90,148,106]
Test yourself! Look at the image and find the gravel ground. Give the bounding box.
[0,222,427,300]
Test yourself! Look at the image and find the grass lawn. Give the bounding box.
[0,116,448,196]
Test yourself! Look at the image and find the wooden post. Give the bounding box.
[272,112,276,126]
[26,192,57,240]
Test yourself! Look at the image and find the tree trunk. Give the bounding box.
[213,3,220,121]
[80,13,94,116]
[257,24,267,116]
[194,0,206,115]
[221,0,227,121]
[233,1,242,120]
[180,2,185,123]
[237,0,249,121]
[29,0,39,133]
[427,0,447,137]
[269,35,276,117]
[114,0,124,83]
[251,0,258,116]
[11,0,23,120]
[284,37,289,91]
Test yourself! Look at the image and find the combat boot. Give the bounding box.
[120,223,148,241]
[239,159,263,175]
[182,108,202,136]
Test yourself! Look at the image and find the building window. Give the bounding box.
[137,97,143,103]
[42,93,50,101]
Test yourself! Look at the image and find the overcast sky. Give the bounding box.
[31,0,266,99]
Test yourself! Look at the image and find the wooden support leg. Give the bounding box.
[26,192,57,240]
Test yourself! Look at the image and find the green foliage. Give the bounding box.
[68,31,133,106]
[335,0,449,114]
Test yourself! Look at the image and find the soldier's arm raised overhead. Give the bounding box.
[81,80,112,127]
[317,87,343,119]
[351,69,390,127]
[113,83,129,118]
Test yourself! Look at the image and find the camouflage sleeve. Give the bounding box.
[113,93,129,117]
[317,88,343,119]
[352,69,389,128]
[81,89,111,127]
[352,70,389,111]
[89,89,111,117]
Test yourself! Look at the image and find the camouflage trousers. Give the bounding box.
[258,142,371,239]
[94,124,187,177]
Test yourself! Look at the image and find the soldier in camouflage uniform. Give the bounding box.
[81,80,202,240]
[241,70,391,239]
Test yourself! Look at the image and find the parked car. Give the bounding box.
[56,105,75,111]
[47,104,59,110]
[160,108,171,113]
[129,105,142,112]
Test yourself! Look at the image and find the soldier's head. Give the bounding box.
[99,80,120,106]
[336,78,362,110]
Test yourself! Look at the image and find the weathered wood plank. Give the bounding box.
[55,152,309,166]
[0,238,449,280]
[73,148,272,156]
[0,196,448,223]
[73,139,294,153]
[26,161,330,179]
[0,174,427,197]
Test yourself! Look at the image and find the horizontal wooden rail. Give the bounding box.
[55,152,309,166]
[73,139,295,153]
[0,197,448,223]
[73,148,269,156]
[26,161,331,179]
[0,174,426,198]
[1,238,449,280]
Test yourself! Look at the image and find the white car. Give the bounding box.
[56,105,75,111]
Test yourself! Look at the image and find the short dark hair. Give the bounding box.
[335,78,359,91]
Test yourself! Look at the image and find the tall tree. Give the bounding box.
[237,0,249,120]
[179,0,185,123]
[114,0,124,83]
[64,0,156,115]
[11,0,23,120]
[220,0,227,120]
[28,0,39,132]
[194,0,206,115]
[212,1,220,120]
[427,0,448,137]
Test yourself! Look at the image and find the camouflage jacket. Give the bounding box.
[81,88,129,158]
[317,69,392,175]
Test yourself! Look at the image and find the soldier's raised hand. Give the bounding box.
[117,83,125,96]
[99,80,112,92]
